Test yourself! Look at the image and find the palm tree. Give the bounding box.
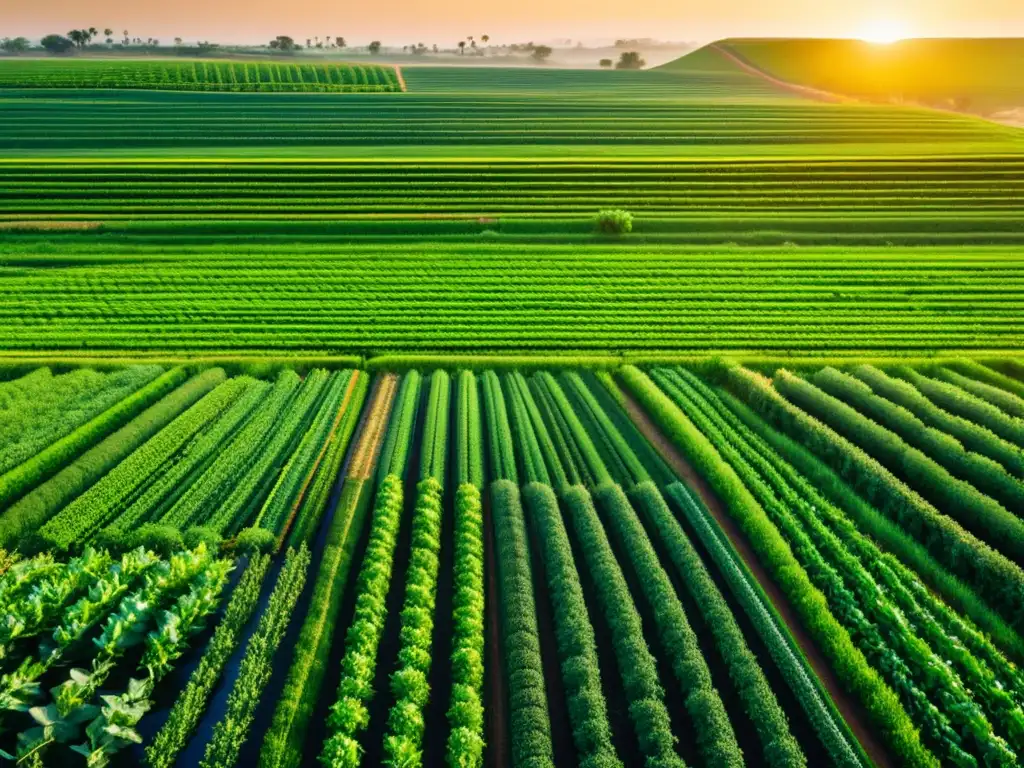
[482,35,490,44]
[458,41,466,55]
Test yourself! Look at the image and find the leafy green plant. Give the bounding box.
[595,209,633,235]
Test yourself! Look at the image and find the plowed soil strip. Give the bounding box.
[619,387,893,768]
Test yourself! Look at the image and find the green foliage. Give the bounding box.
[595,209,633,235]
[419,370,451,484]
[811,366,1024,511]
[775,369,1024,562]
[521,483,620,767]
[490,480,554,767]
[257,370,355,533]
[455,371,485,489]
[182,526,223,552]
[200,544,311,768]
[320,474,404,767]
[894,367,1024,448]
[658,367,1016,763]
[663,482,864,767]
[619,365,937,767]
[560,485,683,767]
[382,477,443,767]
[377,371,423,484]
[446,484,486,768]
[0,366,184,510]
[234,526,277,555]
[593,483,741,766]
[481,373,518,484]
[102,378,266,541]
[127,524,185,557]
[288,373,370,548]
[159,370,301,532]
[722,364,1024,634]
[259,462,379,768]
[0,369,225,550]
[629,482,807,768]
[38,375,250,550]
[0,59,401,92]
[851,365,1024,479]
[932,366,1024,418]
[718,382,1024,660]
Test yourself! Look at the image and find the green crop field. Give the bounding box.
[0,45,1021,768]
[0,58,403,92]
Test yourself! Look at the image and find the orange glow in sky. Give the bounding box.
[4,0,1024,45]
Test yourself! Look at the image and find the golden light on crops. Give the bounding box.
[858,19,909,44]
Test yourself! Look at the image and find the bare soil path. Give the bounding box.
[618,388,894,768]
[710,43,851,104]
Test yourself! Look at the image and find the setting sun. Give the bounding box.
[859,19,909,44]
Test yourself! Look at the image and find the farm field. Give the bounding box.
[0,42,1022,768]
[0,243,1020,356]
[0,59,403,92]
[0,359,1023,767]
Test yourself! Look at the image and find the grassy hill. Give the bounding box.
[698,38,1024,116]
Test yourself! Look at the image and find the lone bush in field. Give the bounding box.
[616,51,646,69]
[596,209,634,235]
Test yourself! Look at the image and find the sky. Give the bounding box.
[5,0,1024,46]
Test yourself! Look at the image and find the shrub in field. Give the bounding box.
[183,526,223,552]
[128,523,185,557]
[235,526,277,554]
[595,209,633,235]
